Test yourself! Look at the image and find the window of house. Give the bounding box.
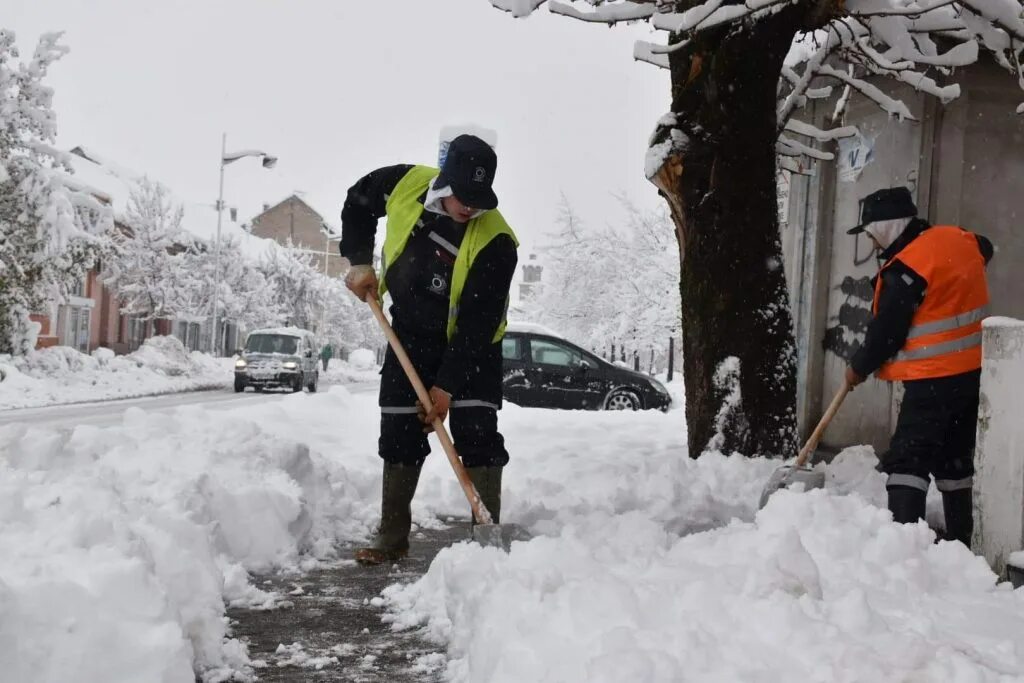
[59,305,91,353]
[68,275,87,298]
[127,317,148,351]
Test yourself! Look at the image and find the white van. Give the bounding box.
[234,327,319,393]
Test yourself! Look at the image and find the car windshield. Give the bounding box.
[245,334,298,355]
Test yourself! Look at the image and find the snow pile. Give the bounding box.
[347,348,376,371]
[321,349,380,385]
[0,386,383,682]
[4,380,1021,682]
[0,337,233,410]
[384,485,1024,682]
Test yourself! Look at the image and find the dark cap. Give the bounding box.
[847,187,918,234]
[436,134,498,211]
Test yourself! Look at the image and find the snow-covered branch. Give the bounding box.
[784,119,859,141]
[817,63,917,119]
[777,135,835,160]
[489,0,548,18]
[550,0,656,23]
[634,40,671,68]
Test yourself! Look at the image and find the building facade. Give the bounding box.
[249,195,346,278]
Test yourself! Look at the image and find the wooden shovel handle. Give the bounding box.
[365,293,493,525]
[794,382,850,468]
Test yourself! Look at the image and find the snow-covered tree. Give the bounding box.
[257,241,332,331]
[318,275,382,356]
[217,243,285,332]
[486,0,1024,458]
[102,178,193,320]
[0,31,112,354]
[522,197,680,365]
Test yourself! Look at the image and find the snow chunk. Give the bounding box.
[488,0,546,18]
[645,114,689,180]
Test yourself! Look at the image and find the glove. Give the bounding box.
[344,265,378,302]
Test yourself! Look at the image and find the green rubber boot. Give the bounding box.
[467,466,502,525]
[355,462,422,566]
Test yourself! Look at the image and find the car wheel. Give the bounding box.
[234,378,246,393]
[292,373,303,393]
[308,371,318,393]
[254,385,264,393]
[605,389,641,411]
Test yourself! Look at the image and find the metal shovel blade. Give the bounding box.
[472,523,532,550]
[758,465,826,509]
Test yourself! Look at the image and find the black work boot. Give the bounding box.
[467,466,502,524]
[887,485,927,524]
[355,462,422,566]
[941,488,974,548]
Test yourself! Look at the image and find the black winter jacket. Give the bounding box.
[339,164,518,396]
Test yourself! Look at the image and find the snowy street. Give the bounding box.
[0,380,378,430]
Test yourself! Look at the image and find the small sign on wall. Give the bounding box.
[838,131,876,182]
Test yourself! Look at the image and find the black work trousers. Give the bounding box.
[879,370,980,493]
[378,325,508,468]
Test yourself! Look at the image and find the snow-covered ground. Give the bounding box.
[0,337,233,410]
[0,338,382,412]
[2,381,1023,682]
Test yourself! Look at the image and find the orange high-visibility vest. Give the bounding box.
[874,226,989,381]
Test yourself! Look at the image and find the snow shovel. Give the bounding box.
[365,294,529,550]
[758,381,851,509]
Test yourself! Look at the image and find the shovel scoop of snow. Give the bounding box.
[758,465,825,509]
[472,523,532,550]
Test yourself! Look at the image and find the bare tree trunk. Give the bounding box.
[654,6,804,458]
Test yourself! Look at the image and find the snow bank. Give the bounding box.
[379,406,1024,683]
[384,486,1023,683]
[321,351,380,385]
[5,378,1021,682]
[0,386,384,682]
[0,337,232,410]
[346,348,377,371]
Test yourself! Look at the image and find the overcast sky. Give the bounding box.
[8,0,669,254]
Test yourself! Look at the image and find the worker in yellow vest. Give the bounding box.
[845,187,993,547]
[340,134,519,565]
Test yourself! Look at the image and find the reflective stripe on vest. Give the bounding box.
[873,226,989,381]
[895,331,982,362]
[906,304,990,341]
[380,165,519,342]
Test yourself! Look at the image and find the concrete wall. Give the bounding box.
[250,196,347,278]
[975,317,1024,575]
[930,67,1024,321]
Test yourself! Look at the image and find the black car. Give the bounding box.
[501,324,672,411]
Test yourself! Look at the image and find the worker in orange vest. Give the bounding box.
[845,187,993,548]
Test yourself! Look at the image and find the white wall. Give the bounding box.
[976,317,1024,575]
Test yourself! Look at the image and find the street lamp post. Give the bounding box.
[211,133,226,356]
[209,134,277,356]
